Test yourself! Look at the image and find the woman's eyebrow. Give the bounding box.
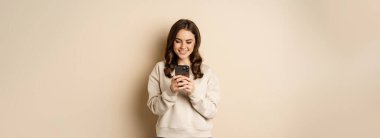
[175,38,193,41]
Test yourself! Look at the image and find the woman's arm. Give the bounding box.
[147,63,177,116]
[189,69,221,119]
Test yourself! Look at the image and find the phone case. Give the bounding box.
[175,65,190,77]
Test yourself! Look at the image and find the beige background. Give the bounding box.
[1,0,379,138]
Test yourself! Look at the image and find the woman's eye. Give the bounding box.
[175,40,181,43]
[186,42,192,44]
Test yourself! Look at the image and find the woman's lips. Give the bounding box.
[179,50,187,55]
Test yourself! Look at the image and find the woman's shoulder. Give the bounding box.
[153,61,165,68]
[149,61,166,75]
[201,63,215,75]
[201,63,219,82]
[201,63,210,71]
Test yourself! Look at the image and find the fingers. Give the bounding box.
[174,75,191,83]
[172,75,181,80]
[182,76,191,82]
[176,76,192,86]
[171,76,182,93]
[178,84,190,91]
[179,84,193,95]
[172,75,193,94]
[178,80,193,93]
[174,75,185,82]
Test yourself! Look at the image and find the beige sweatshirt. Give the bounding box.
[147,61,221,138]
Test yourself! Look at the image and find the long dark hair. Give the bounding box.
[164,19,203,79]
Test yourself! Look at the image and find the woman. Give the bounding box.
[147,19,221,138]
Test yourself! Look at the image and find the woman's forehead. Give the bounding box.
[176,29,195,39]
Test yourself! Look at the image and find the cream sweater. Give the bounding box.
[147,61,221,138]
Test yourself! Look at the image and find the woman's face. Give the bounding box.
[173,29,195,61]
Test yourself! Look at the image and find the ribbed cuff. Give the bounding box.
[162,90,177,102]
[189,90,201,103]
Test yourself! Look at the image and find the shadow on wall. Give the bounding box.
[133,31,166,138]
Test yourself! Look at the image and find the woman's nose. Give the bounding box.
[180,43,186,48]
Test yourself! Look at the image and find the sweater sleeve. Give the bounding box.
[189,68,221,119]
[147,63,177,116]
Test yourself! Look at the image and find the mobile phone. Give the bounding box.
[175,65,190,77]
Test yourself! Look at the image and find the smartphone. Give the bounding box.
[175,65,190,77]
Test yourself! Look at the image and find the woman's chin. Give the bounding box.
[178,55,190,60]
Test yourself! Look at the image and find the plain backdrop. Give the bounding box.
[1,0,379,138]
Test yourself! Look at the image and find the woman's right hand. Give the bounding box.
[170,75,186,94]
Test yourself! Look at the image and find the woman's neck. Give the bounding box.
[177,59,191,66]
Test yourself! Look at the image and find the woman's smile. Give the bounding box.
[178,49,188,55]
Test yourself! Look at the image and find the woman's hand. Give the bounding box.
[170,75,194,95]
[170,75,181,94]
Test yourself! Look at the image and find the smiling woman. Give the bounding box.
[147,19,220,138]
[164,19,204,80]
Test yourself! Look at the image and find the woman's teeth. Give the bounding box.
[179,50,187,54]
